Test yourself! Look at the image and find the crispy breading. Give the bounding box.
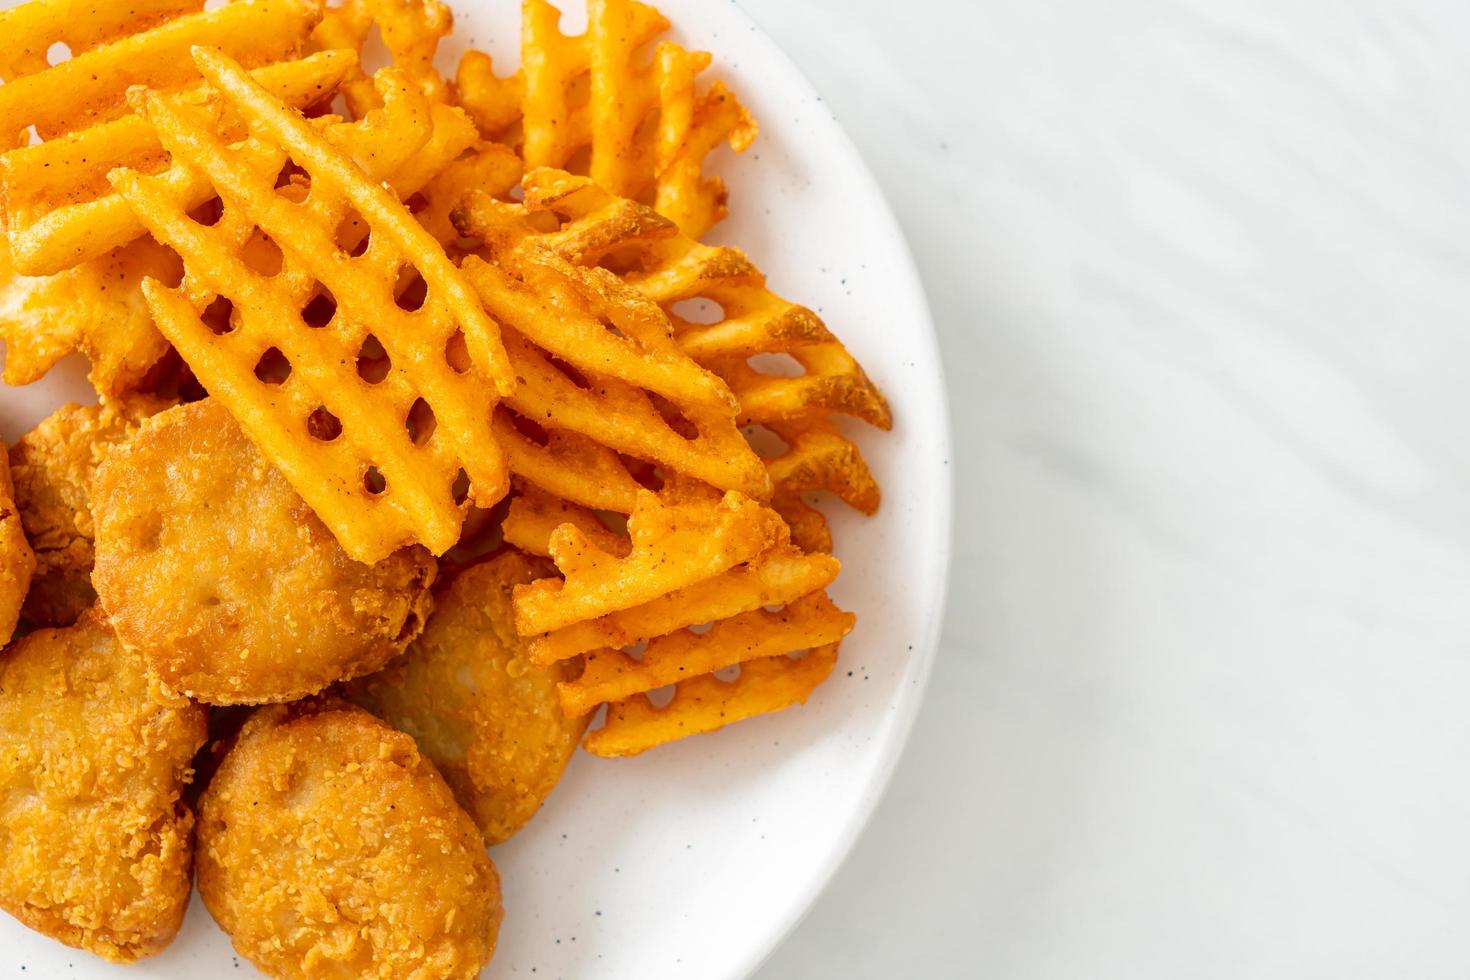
[7,402,138,627]
[346,551,586,845]
[0,450,34,643]
[0,611,207,961]
[92,400,436,705]
[197,699,502,979]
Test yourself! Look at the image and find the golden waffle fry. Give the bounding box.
[502,482,629,559]
[769,491,831,555]
[560,591,853,717]
[0,452,34,644]
[513,488,783,635]
[583,643,839,758]
[492,407,643,514]
[0,0,198,82]
[452,0,756,238]
[527,544,838,664]
[0,238,180,395]
[413,142,524,247]
[313,0,452,115]
[111,49,513,562]
[763,419,881,515]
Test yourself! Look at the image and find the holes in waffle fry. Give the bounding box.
[444,329,471,374]
[242,232,283,277]
[356,335,391,384]
[307,406,342,442]
[335,208,370,258]
[405,398,436,445]
[201,296,236,336]
[253,347,291,386]
[275,161,309,188]
[45,41,70,66]
[741,424,791,458]
[403,193,430,214]
[394,268,428,312]
[645,685,676,709]
[648,393,699,441]
[507,410,551,446]
[189,198,225,228]
[745,351,806,378]
[363,466,386,495]
[545,353,591,390]
[301,288,337,328]
[452,468,471,505]
[671,298,725,325]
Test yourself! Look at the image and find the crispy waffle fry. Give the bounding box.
[492,407,644,513]
[112,49,513,562]
[583,643,839,758]
[0,451,33,644]
[452,0,756,238]
[313,0,452,115]
[560,591,853,716]
[2,51,357,276]
[503,482,629,558]
[770,491,831,555]
[0,238,179,395]
[513,488,783,635]
[527,545,838,664]
[0,0,198,81]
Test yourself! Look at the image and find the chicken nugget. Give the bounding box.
[0,450,34,643]
[347,551,586,844]
[7,402,137,627]
[197,699,502,979]
[92,400,436,705]
[0,611,207,962]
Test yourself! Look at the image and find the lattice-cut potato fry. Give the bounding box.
[769,491,831,556]
[492,407,644,514]
[3,51,357,277]
[414,142,524,247]
[762,418,881,515]
[0,0,320,143]
[583,642,839,758]
[451,0,756,238]
[560,591,853,717]
[513,488,783,635]
[0,452,34,645]
[0,237,179,395]
[0,0,199,83]
[111,49,512,562]
[314,0,452,115]
[502,482,629,558]
[527,545,839,665]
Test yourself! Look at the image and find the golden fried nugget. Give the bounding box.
[198,699,502,979]
[347,552,586,844]
[92,400,436,705]
[0,611,207,961]
[0,451,33,643]
[7,401,138,627]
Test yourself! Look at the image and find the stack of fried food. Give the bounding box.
[0,0,891,974]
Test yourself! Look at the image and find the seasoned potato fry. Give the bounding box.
[347,551,586,844]
[0,612,207,961]
[7,401,139,626]
[92,399,436,704]
[0,450,33,643]
[198,699,502,978]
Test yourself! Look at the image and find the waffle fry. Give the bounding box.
[452,0,756,238]
[492,407,644,513]
[503,482,630,558]
[583,643,839,758]
[313,0,452,115]
[527,544,839,665]
[513,488,783,635]
[0,452,33,644]
[111,49,512,562]
[560,592,853,717]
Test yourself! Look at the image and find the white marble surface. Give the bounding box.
[748,0,1470,976]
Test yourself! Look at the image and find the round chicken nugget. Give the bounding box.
[92,399,436,705]
[347,551,587,844]
[197,699,502,979]
[0,449,34,643]
[0,611,207,962]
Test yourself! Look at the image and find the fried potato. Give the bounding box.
[197,699,502,979]
[7,401,138,627]
[0,450,33,643]
[347,551,586,844]
[0,611,207,961]
[92,399,436,705]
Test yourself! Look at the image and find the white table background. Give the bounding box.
[747,1,1470,977]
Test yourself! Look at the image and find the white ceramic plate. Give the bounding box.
[0,0,951,975]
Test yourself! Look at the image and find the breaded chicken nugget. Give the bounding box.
[347,551,587,844]
[197,699,502,979]
[0,611,207,962]
[0,450,34,643]
[92,400,436,705]
[7,402,136,627]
